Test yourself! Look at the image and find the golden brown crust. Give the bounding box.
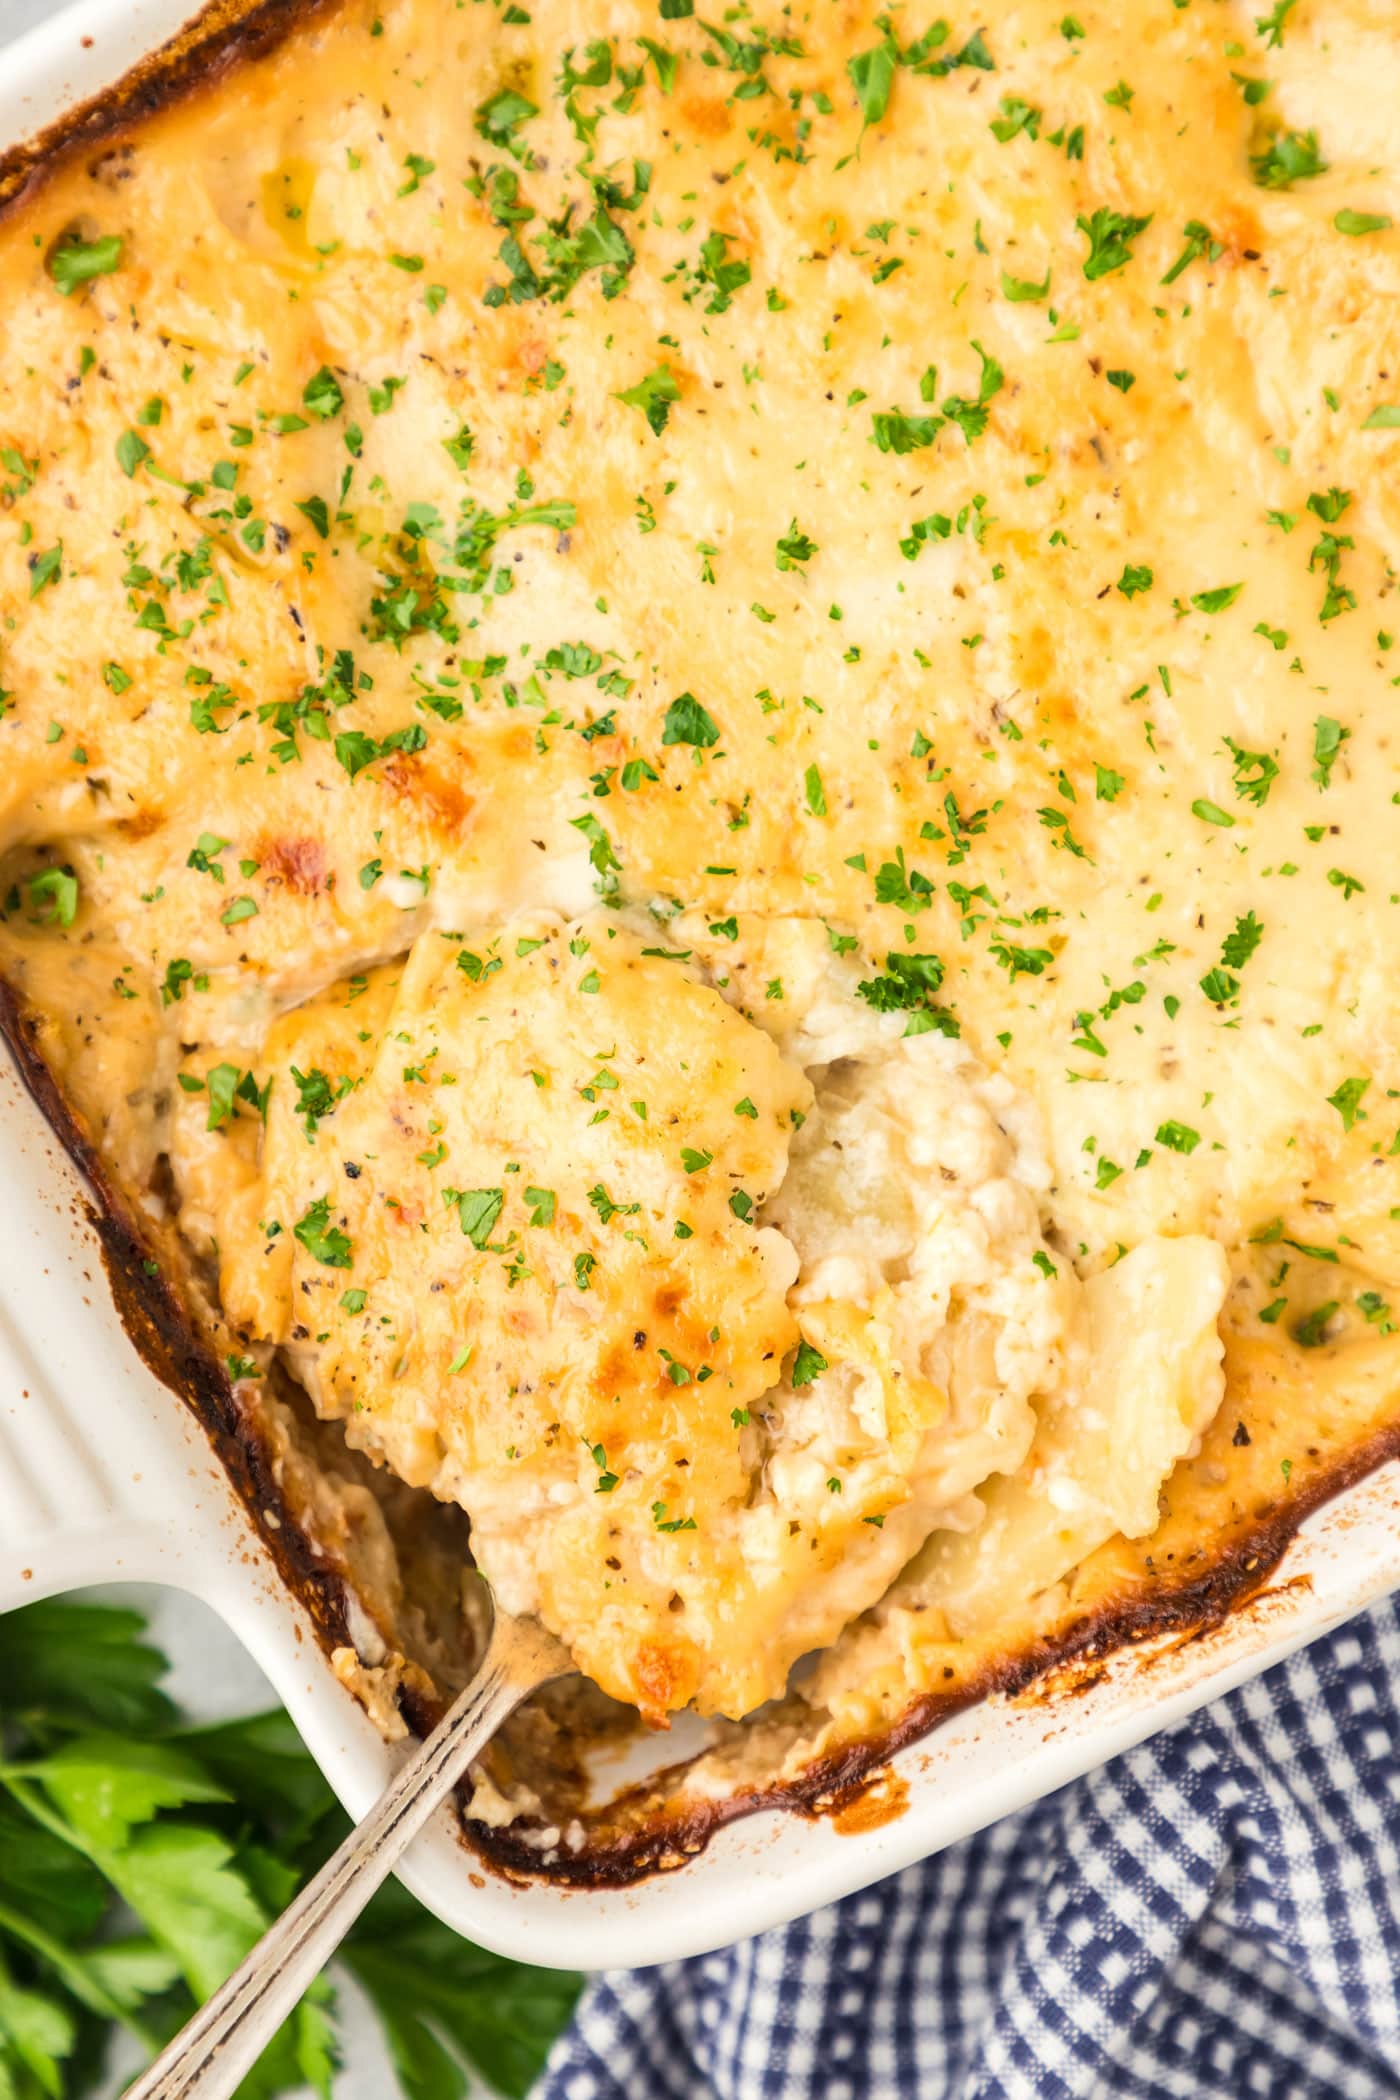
[3,0,1400,1888]
[3,962,1385,1887]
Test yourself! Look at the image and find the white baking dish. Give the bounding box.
[5,0,1400,1977]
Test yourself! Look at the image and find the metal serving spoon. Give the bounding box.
[125,1609,573,2100]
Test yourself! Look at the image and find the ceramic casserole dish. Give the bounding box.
[4,0,1400,1972]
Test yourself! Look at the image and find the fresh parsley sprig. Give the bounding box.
[0,1600,580,2099]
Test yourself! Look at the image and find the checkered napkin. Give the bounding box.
[534,1595,1400,2099]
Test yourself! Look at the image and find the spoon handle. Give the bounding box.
[125,1612,570,2100]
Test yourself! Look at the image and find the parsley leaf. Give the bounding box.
[1222,911,1264,969]
[293,1197,353,1268]
[1160,218,1220,286]
[873,847,934,913]
[1328,1076,1370,1131]
[1001,267,1050,302]
[302,367,344,419]
[1335,208,1392,236]
[871,408,942,454]
[0,1602,173,1735]
[0,1600,581,2099]
[614,364,680,435]
[848,39,898,128]
[1191,583,1244,614]
[695,229,750,312]
[291,1065,350,1138]
[775,519,818,570]
[474,86,538,148]
[27,868,79,928]
[1312,714,1351,788]
[1251,128,1327,189]
[1255,0,1298,47]
[662,691,720,746]
[1223,736,1279,806]
[790,1338,829,1387]
[444,1187,505,1247]
[1077,206,1153,280]
[344,1880,580,2100]
[48,234,122,296]
[990,940,1053,979]
[856,950,945,1011]
[28,544,62,599]
[115,429,151,478]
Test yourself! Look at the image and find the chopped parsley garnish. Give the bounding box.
[662,692,720,746]
[1251,128,1327,190]
[857,950,944,1009]
[29,544,62,598]
[1223,737,1279,807]
[115,429,151,478]
[1222,912,1264,969]
[201,1063,267,1131]
[48,233,122,296]
[291,1065,350,1138]
[1311,715,1350,788]
[1161,220,1220,286]
[990,940,1053,979]
[790,1339,829,1388]
[775,519,818,570]
[27,867,78,928]
[1191,583,1244,615]
[302,366,345,418]
[445,1186,505,1247]
[1292,1302,1338,1348]
[1327,1076,1370,1132]
[1255,0,1298,48]
[873,846,934,912]
[1077,207,1153,280]
[871,409,942,454]
[1002,268,1050,303]
[615,364,680,435]
[474,86,538,149]
[1335,209,1392,237]
[293,1197,353,1268]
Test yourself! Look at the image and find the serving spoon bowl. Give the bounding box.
[124,1608,574,2100]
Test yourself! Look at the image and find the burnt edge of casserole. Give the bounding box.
[4,971,1396,1889]
[0,0,338,222]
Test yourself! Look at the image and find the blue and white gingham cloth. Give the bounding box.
[535,1596,1400,2099]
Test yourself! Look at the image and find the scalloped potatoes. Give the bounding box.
[159,909,1226,1719]
[2,0,1396,1743]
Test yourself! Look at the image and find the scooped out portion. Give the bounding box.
[172,910,1229,1722]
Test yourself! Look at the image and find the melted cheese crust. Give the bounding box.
[2,0,1399,1729]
